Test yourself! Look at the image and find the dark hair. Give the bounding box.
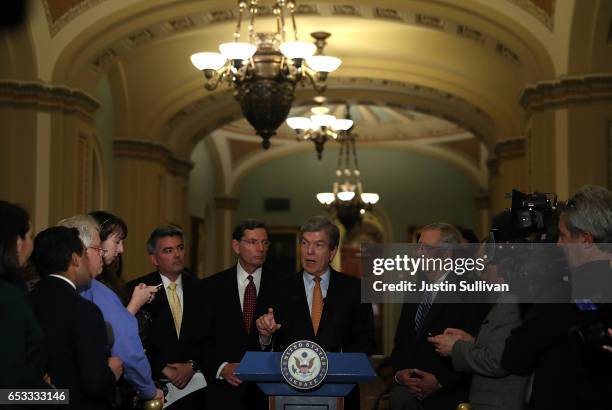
[232,219,267,241]
[89,210,128,241]
[300,216,340,249]
[0,201,30,281]
[146,225,184,254]
[32,226,84,277]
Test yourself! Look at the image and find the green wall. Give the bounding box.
[189,139,216,219]
[234,147,479,241]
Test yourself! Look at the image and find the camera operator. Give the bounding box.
[501,184,612,410]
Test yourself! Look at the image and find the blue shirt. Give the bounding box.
[302,269,330,314]
[80,279,156,399]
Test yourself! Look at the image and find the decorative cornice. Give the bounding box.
[214,196,239,211]
[487,137,526,174]
[0,80,99,120]
[113,139,193,178]
[505,0,554,31]
[494,137,526,159]
[89,2,522,75]
[520,74,612,114]
[42,0,107,37]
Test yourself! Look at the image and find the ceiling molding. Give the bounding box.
[520,74,612,115]
[86,1,524,75]
[505,0,555,31]
[113,138,193,178]
[43,0,108,37]
[0,79,99,121]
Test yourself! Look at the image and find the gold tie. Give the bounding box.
[167,282,182,337]
[311,276,323,335]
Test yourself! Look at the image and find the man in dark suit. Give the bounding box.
[30,226,122,410]
[390,222,484,410]
[256,216,375,409]
[128,225,206,410]
[202,219,280,410]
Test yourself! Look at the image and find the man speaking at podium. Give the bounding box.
[256,216,375,410]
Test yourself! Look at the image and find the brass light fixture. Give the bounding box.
[286,97,353,159]
[190,1,341,149]
[316,130,380,232]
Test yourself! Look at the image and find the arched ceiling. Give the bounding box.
[30,0,566,147]
[25,0,578,184]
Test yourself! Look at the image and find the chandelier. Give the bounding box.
[286,97,353,159]
[316,131,380,232]
[190,0,341,149]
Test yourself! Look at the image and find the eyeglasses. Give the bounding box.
[87,246,108,256]
[240,238,271,247]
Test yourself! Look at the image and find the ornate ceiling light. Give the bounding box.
[316,131,380,232]
[286,97,353,159]
[190,0,341,149]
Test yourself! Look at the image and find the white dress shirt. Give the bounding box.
[49,274,77,290]
[303,269,330,314]
[236,262,262,311]
[160,272,184,312]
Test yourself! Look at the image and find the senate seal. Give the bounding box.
[280,340,328,390]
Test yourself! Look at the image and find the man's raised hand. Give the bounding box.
[256,308,281,338]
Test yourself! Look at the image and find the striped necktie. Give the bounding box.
[414,290,433,334]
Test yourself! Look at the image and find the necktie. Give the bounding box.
[243,275,257,334]
[414,290,433,334]
[167,282,182,337]
[311,276,323,335]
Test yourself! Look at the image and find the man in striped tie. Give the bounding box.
[390,223,484,410]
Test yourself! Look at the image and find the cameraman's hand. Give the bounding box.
[603,328,612,352]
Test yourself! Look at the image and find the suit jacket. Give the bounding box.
[0,279,47,390]
[30,276,116,410]
[451,296,528,410]
[128,271,206,379]
[201,265,280,410]
[271,269,375,355]
[391,277,485,410]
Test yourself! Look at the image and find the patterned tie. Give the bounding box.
[167,282,182,338]
[243,275,257,334]
[311,276,323,335]
[414,290,433,334]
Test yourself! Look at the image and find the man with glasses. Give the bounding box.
[502,185,612,409]
[129,225,207,410]
[202,219,280,410]
[256,216,375,410]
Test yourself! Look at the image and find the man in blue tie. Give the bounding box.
[390,222,484,410]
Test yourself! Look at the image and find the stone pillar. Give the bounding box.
[212,196,240,273]
[473,189,491,238]
[0,80,101,232]
[521,74,612,199]
[487,138,528,215]
[113,139,193,280]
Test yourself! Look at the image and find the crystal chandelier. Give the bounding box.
[286,97,353,159]
[316,131,380,232]
[190,1,342,149]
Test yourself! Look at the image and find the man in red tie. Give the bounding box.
[202,219,280,410]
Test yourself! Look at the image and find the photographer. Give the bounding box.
[501,185,612,410]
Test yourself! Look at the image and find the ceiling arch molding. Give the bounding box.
[167,76,499,159]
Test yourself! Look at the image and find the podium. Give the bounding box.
[236,351,376,410]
